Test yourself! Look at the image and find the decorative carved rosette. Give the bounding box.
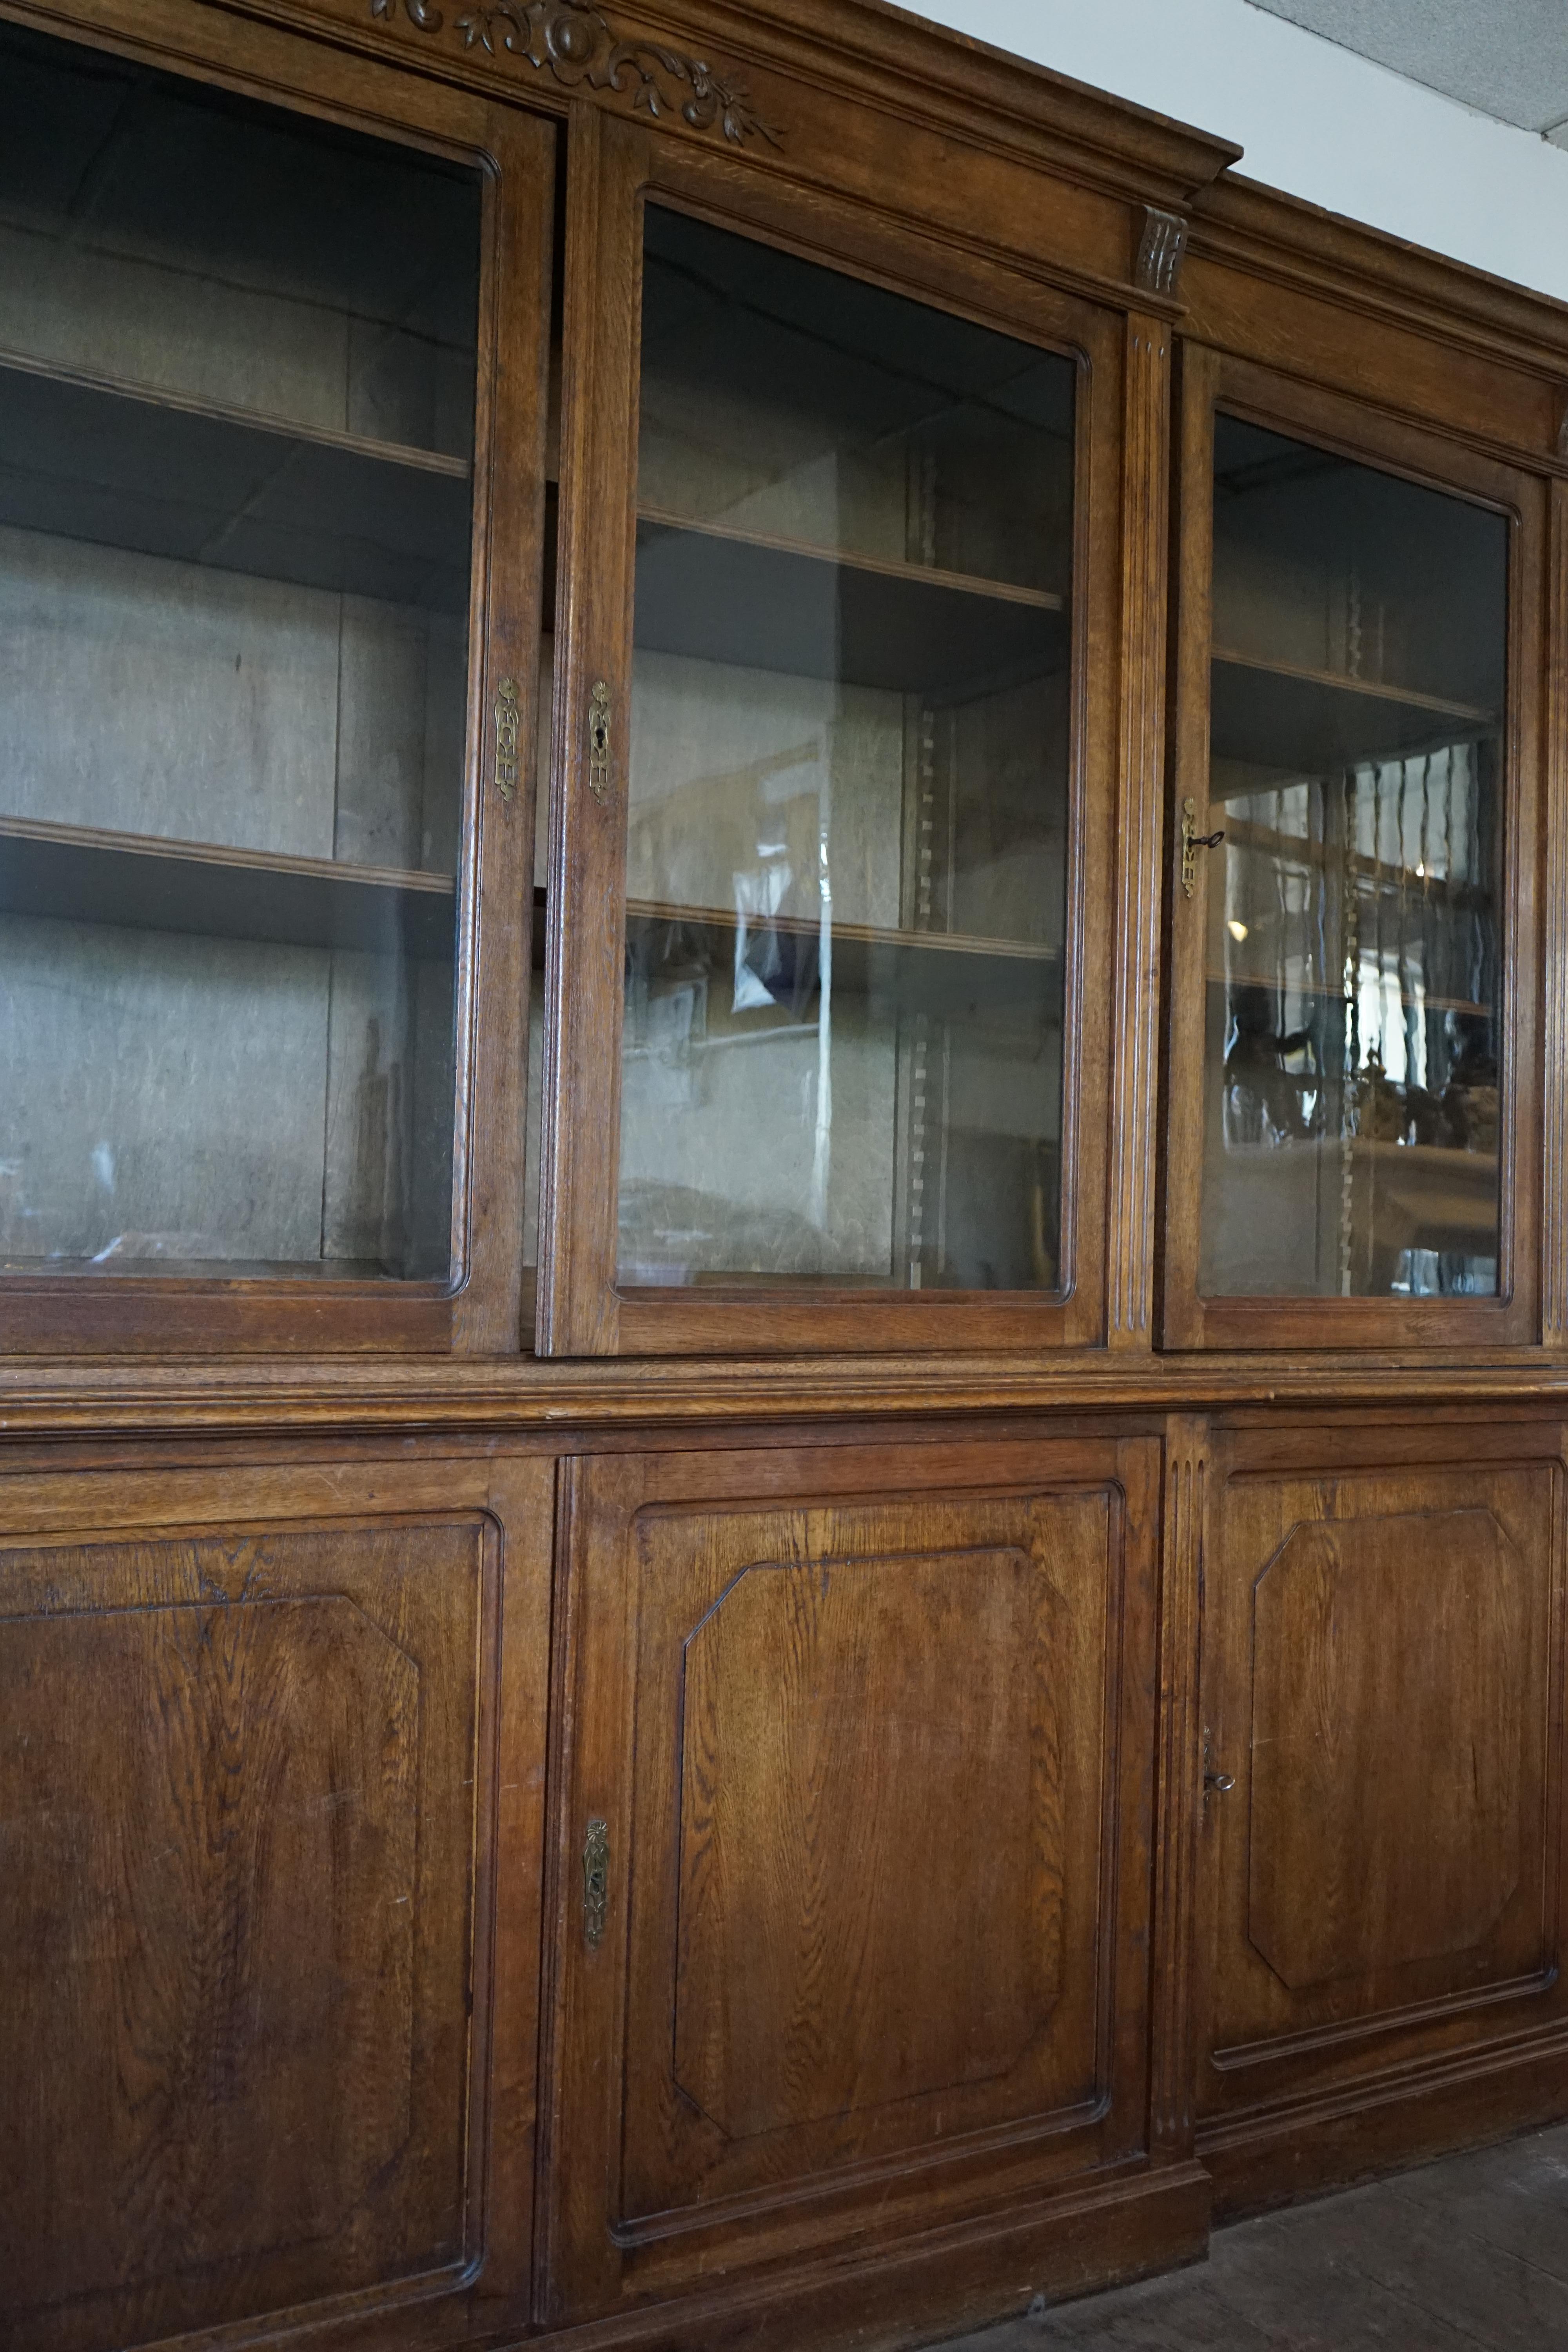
[369,0,781,146]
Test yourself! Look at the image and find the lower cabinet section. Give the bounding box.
[1194,1418,1568,2211]
[8,1408,1568,2352]
[536,1430,1170,2328]
[0,1446,554,2352]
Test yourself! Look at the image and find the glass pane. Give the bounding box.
[1200,414,1507,1299]
[618,206,1076,1292]
[0,20,480,1278]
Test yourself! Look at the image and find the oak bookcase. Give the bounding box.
[2,5,1568,2350]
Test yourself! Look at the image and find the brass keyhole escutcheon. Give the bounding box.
[587,679,612,803]
[583,1816,609,1948]
[494,675,519,802]
[1180,795,1225,898]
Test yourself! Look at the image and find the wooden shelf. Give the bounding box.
[0,347,474,612]
[0,815,455,958]
[1221,814,1492,910]
[1207,964,1491,1021]
[1351,1138,1499,1252]
[1210,648,1499,771]
[624,894,1060,1014]
[633,509,1067,700]
[0,1253,396,1280]
[628,894,1055,958]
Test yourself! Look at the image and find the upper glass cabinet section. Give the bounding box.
[0,20,480,1279]
[1200,414,1507,1300]
[617,206,1077,1293]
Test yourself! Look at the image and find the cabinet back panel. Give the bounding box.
[0,24,480,456]
[0,916,450,1274]
[0,530,464,868]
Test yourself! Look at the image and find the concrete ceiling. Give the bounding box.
[1246,0,1568,143]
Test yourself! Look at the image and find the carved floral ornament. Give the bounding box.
[368,0,781,146]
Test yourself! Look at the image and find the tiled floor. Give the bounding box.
[935,2124,1568,2350]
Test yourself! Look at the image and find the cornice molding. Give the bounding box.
[367,0,780,143]
[633,0,1241,212]
[682,0,1241,205]
[1189,169,1568,382]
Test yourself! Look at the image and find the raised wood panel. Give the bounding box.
[672,1536,1075,2138]
[1249,1508,1525,1989]
[2,1590,420,2298]
[0,1450,554,2352]
[539,1432,1161,2325]
[1196,1427,1566,2134]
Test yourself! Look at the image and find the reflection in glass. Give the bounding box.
[618,207,1076,1291]
[0,18,479,1277]
[1200,416,1506,1298]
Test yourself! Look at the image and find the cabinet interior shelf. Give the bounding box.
[0,814,455,958]
[634,507,1068,699]
[1211,647,1500,771]
[0,347,474,612]
[0,1252,399,1282]
[534,884,1060,1007]
[1220,814,1491,908]
[1210,965,1490,1021]
[1223,1138,1497,1247]
[626,893,1060,1012]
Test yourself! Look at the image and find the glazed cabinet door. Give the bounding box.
[0,7,554,1353]
[1164,351,1544,1348]
[1195,1418,1568,2197]
[537,112,1127,1354]
[0,1445,553,2352]
[537,1430,1162,2325]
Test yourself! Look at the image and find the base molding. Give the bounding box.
[523,2163,1212,2352]
[1200,2031,1568,2220]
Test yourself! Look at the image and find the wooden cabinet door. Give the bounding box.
[537,1430,1161,2324]
[0,1446,552,2352]
[0,9,553,1358]
[1162,350,1543,1352]
[1197,1420,1567,2165]
[537,111,1132,1358]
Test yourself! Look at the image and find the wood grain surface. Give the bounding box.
[1108,313,1174,1349]
[0,1446,554,2352]
[672,1539,1069,2136]
[537,1432,1161,2324]
[1249,1508,1526,1988]
[0,1518,476,2345]
[1196,1422,1566,2144]
[12,1,1568,2347]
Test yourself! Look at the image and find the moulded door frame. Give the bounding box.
[1161,346,1545,1352]
[534,102,1138,1357]
[0,0,557,1357]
